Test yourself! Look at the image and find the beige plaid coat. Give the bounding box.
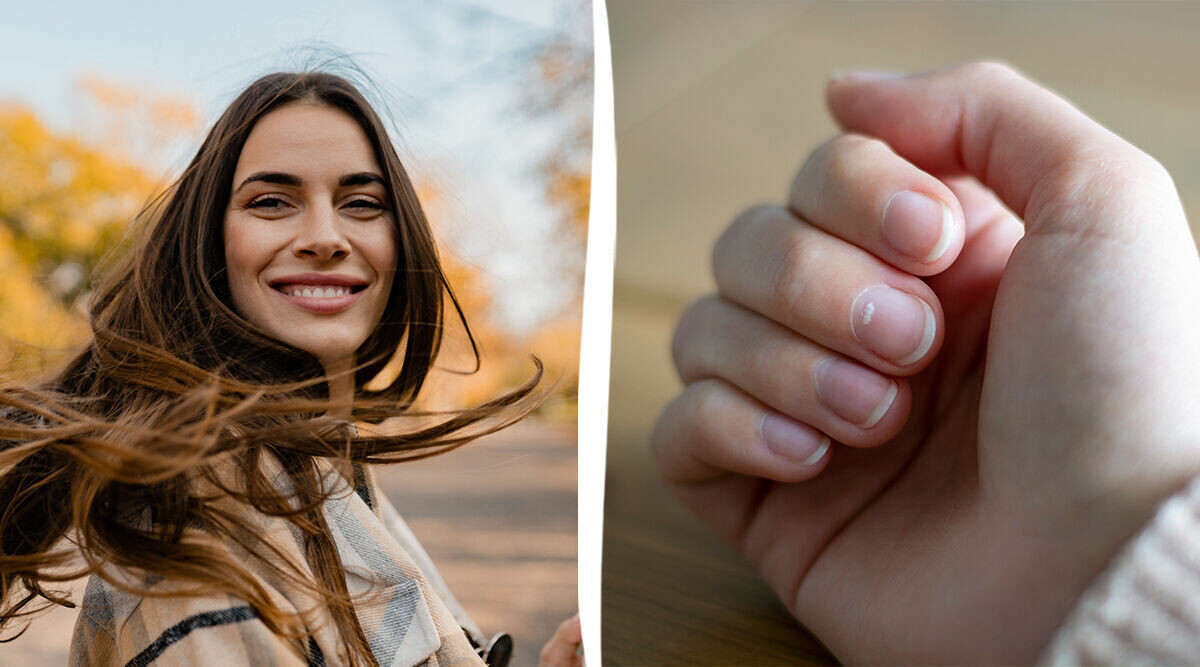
[67,459,484,667]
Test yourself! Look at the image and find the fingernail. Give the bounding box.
[814,358,898,429]
[761,414,830,465]
[851,285,935,366]
[882,191,953,263]
[830,69,902,84]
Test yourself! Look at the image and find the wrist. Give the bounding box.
[1041,476,1200,663]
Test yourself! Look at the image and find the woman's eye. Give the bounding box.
[247,196,289,210]
[344,199,386,213]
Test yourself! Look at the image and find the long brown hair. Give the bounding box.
[0,71,541,665]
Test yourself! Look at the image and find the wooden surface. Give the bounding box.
[2,419,576,667]
[601,2,1200,664]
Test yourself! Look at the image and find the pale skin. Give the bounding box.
[654,62,1200,663]
[222,102,580,664]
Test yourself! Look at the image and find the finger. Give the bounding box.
[944,175,1020,240]
[926,176,1025,315]
[826,61,1172,238]
[652,379,833,486]
[789,133,965,275]
[673,296,911,444]
[539,615,583,667]
[714,204,943,373]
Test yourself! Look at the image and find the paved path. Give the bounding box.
[376,419,578,666]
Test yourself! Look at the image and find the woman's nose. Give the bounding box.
[293,204,350,260]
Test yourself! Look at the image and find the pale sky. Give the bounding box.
[0,0,590,334]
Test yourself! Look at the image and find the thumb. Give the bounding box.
[539,614,582,666]
[826,62,1179,240]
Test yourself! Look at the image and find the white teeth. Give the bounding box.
[281,285,352,298]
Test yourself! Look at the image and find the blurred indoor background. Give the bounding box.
[602,1,1200,664]
[0,1,589,664]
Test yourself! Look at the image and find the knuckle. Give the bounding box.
[716,204,779,266]
[768,234,820,316]
[714,203,786,286]
[651,385,715,465]
[960,59,1022,83]
[1128,150,1176,193]
[671,296,717,375]
[820,133,890,182]
[684,380,725,425]
[724,203,779,239]
[1100,149,1170,188]
[829,131,884,155]
[678,381,727,444]
[649,406,674,464]
[1038,146,1176,220]
[1105,151,1180,215]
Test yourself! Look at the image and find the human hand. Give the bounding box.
[538,614,583,667]
[653,62,1200,663]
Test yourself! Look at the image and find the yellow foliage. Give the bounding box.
[0,227,89,375]
[79,75,139,111]
[0,102,161,376]
[0,105,155,264]
[548,167,590,236]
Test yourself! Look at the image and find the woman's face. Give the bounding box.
[223,103,397,371]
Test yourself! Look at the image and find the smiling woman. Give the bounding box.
[224,104,398,383]
[0,72,550,667]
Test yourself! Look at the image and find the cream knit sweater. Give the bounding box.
[1043,478,1200,664]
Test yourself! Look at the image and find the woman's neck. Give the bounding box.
[322,356,355,419]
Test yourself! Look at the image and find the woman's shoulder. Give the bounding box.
[65,461,467,667]
[68,573,313,667]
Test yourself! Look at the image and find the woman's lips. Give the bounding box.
[272,283,365,314]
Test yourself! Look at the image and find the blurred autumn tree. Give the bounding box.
[412,0,591,417]
[0,78,178,374]
[526,0,593,240]
[518,0,591,417]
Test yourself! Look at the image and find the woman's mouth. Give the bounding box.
[268,275,369,314]
[276,284,359,298]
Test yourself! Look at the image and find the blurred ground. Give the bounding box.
[376,419,577,666]
[1,418,576,667]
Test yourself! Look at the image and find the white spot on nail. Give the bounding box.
[862,302,875,325]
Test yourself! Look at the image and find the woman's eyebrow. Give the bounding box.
[234,171,302,194]
[231,171,384,195]
[339,172,386,188]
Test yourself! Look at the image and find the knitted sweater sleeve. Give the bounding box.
[1042,477,1200,664]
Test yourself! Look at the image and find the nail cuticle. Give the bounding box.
[802,435,831,465]
[760,412,827,465]
[814,357,898,429]
[881,191,953,264]
[858,381,897,429]
[895,298,936,366]
[921,201,954,263]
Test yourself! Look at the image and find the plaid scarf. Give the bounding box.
[68,458,482,667]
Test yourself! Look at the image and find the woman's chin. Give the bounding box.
[277,333,366,368]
